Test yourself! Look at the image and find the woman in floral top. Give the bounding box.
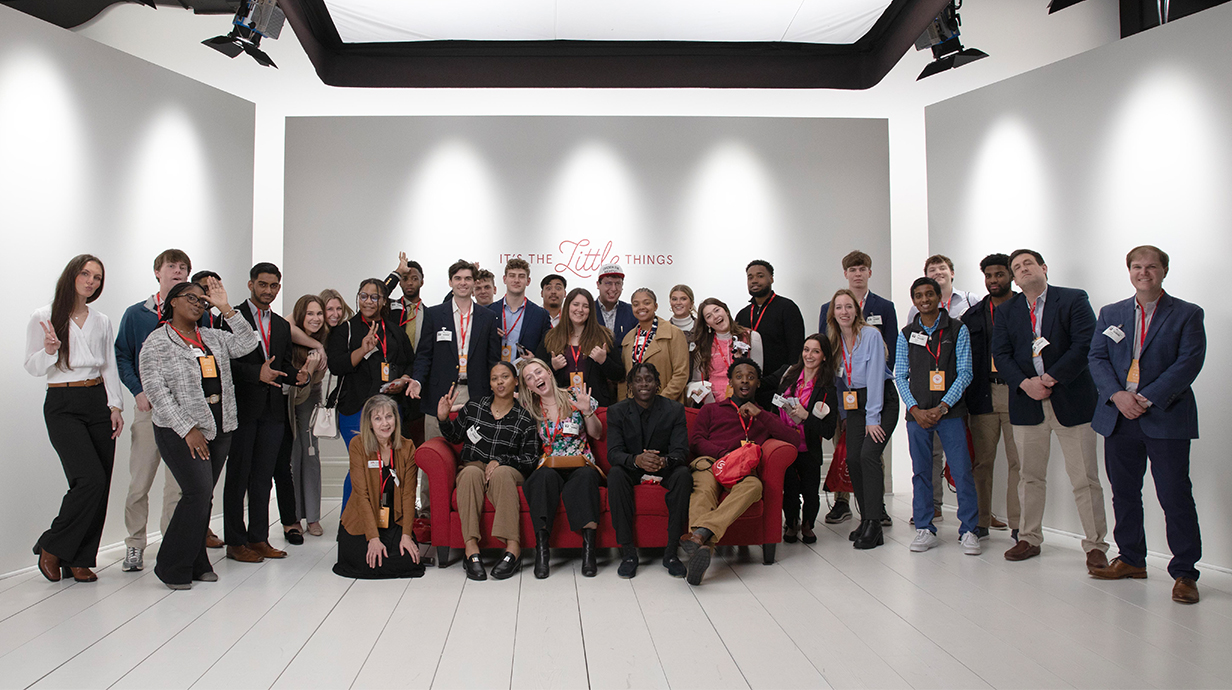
[517,358,602,579]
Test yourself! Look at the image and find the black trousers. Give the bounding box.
[607,464,690,547]
[334,525,426,579]
[845,380,899,522]
[39,386,115,568]
[784,442,823,528]
[223,415,284,545]
[524,465,601,536]
[1104,416,1202,580]
[153,425,230,585]
[274,423,297,526]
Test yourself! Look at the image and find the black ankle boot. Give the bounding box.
[581,528,598,577]
[534,530,551,579]
[853,519,884,550]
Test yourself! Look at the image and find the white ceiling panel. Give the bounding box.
[783,0,895,43]
[554,1,804,42]
[326,1,558,43]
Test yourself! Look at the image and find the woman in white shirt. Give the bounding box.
[25,254,124,583]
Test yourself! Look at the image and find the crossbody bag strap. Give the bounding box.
[324,320,352,408]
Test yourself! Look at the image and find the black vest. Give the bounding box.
[901,310,966,420]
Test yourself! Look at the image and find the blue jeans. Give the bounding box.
[907,417,977,535]
[340,410,363,510]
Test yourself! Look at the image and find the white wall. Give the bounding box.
[926,3,1232,569]
[0,5,255,576]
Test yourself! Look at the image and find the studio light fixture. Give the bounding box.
[202,0,284,68]
[915,0,987,80]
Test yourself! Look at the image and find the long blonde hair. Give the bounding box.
[516,358,575,423]
[359,394,403,454]
[826,289,871,356]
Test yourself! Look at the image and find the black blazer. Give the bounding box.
[326,314,416,417]
[229,301,299,424]
[961,294,999,416]
[774,365,839,451]
[412,301,501,413]
[533,338,625,408]
[991,285,1098,427]
[605,396,690,471]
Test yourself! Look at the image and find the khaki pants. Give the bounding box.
[689,466,762,545]
[969,382,1021,529]
[124,407,181,550]
[422,385,470,515]
[1013,400,1108,552]
[456,461,523,544]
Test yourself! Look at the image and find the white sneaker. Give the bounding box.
[960,531,982,556]
[122,546,144,572]
[909,529,940,552]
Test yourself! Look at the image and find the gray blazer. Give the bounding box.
[139,312,259,439]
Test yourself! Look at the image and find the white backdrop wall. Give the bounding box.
[0,5,255,576]
[282,116,891,326]
[926,4,1232,570]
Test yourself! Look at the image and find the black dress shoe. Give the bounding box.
[849,527,860,542]
[534,530,551,579]
[463,553,487,581]
[617,545,638,579]
[283,527,304,546]
[853,519,884,550]
[663,554,686,578]
[581,528,598,578]
[801,526,818,544]
[783,525,799,543]
[491,552,520,580]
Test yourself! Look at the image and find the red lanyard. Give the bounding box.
[171,325,206,351]
[989,300,996,325]
[256,309,271,356]
[729,400,751,440]
[503,303,525,344]
[923,328,944,369]
[364,317,388,359]
[941,293,954,313]
[399,299,421,327]
[1027,296,1041,335]
[751,293,776,332]
[541,413,572,455]
[714,335,734,371]
[458,306,472,352]
[1136,301,1153,351]
[632,321,656,363]
[840,333,854,386]
[569,344,582,367]
[153,294,164,321]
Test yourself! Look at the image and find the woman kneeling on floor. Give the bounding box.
[334,395,425,579]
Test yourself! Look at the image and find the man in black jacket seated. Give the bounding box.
[605,363,690,579]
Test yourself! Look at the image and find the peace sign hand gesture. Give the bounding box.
[360,320,380,355]
[40,321,60,356]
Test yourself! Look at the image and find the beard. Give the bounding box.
[748,285,772,299]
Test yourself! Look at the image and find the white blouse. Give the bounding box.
[25,305,124,410]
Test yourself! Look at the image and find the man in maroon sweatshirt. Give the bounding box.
[682,358,802,585]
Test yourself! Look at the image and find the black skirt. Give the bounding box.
[333,524,426,580]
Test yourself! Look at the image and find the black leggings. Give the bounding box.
[844,380,900,522]
[783,443,823,528]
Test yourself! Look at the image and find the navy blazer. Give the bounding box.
[596,299,638,348]
[991,285,1098,427]
[488,298,552,356]
[412,301,501,412]
[1088,293,1205,439]
[819,291,898,363]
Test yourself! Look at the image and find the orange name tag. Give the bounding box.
[930,370,946,391]
[843,391,858,410]
[378,506,390,529]
[502,345,513,362]
[381,362,390,382]
[458,354,468,377]
[198,355,218,379]
[570,371,584,390]
[1127,358,1140,384]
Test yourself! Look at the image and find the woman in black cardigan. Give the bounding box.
[774,334,840,544]
[534,288,624,408]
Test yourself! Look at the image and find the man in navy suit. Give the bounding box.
[488,258,551,362]
[992,249,1109,570]
[595,263,637,347]
[409,260,501,445]
[1087,246,1205,604]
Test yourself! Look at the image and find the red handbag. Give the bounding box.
[712,442,763,488]
[824,430,854,493]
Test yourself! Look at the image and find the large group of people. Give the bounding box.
[24,244,1206,604]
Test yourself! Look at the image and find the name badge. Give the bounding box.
[909,332,929,346]
[1127,358,1140,384]
[733,340,751,355]
[189,348,206,358]
[570,371,585,391]
[1032,337,1050,357]
[198,355,218,379]
[377,507,390,529]
[467,425,482,444]
[561,419,581,435]
[501,344,513,362]
[436,329,452,342]
[368,459,381,469]
[772,393,789,408]
[843,390,858,410]
[866,315,883,326]
[381,362,390,382]
[1104,325,1126,343]
[929,370,946,391]
[458,353,468,377]
[688,341,696,352]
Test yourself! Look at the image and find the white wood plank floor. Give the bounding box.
[2,495,1229,690]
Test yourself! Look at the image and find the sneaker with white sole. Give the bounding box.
[122,546,143,572]
[960,531,982,556]
[909,529,940,552]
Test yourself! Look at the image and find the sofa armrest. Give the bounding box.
[758,439,796,543]
[417,437,460,543]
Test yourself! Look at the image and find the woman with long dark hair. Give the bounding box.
[775,334,840,544]
[535,287,624,407]
[25,254,124,583]
[689,297,763,405]
[288,294,328,538]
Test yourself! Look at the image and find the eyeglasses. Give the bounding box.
[357,293,382,303]
[179,294,204,307]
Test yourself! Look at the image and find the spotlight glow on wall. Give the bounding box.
[679,140,781,273]
[400,139,505,270]
[961,115,1053,256]
[540,140,646,246]
[121,106,215,254]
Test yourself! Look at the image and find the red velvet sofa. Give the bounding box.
[416,406,796,568]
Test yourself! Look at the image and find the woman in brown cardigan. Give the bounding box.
[620,288,690,403]
[333,395,425,579]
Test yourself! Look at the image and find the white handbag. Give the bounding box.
[311,323,347,439]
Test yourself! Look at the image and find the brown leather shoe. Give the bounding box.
[1172,577,1199,604]
[1004,540,1041,561]
[250,541,287,559]
[37,548,61,582]
[1090,557,1147,580]
[1085,549,1109,571]
[205,529,224,549]
[68,567,97,582]
[226,545,265,563]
